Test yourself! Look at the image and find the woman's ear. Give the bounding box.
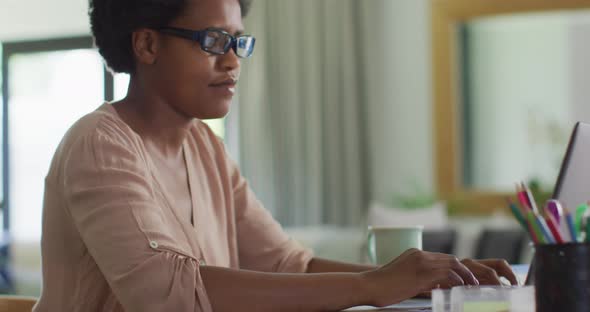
[131,28,160,66]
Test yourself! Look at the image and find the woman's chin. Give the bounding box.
[196,107,230,120]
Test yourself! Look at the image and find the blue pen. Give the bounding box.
[534,212,555,244]
[566,212,578,242]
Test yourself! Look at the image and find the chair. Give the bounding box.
[0,296,37,312]
[0,240,15,293]
[423,229,457,254]
[475,229,527,264]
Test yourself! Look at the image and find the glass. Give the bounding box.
[432,286,532,312]
[159,27,256,58]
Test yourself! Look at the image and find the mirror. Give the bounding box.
[462,10,590,193]
[431,0,590,214]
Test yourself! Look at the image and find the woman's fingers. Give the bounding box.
[449,257,479,285]
[475,259,518,285]
[428,253,479,286]
[461,259,503,285]
[424,255,478,288]
[433,268,465,289]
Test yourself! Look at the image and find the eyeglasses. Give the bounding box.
[159,27,256,58]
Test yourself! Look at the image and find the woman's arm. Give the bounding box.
[306,257,376,273]
[306,257,518,285]
[201,249,481,312]
[201,266,369,312]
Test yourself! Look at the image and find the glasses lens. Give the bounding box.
[201,30,232,54]
[235,36,255,58]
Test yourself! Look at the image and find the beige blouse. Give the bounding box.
[33,103,313,312]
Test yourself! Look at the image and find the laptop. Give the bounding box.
[524,121,590,285]
[551,122,590,209]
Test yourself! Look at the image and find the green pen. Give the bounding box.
[575,204,589,235]
[527,211,547,244]
[507,199,527,230]
[583,210,590,243]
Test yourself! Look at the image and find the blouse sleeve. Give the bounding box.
[63,129,212,312]
[225,155,314,273]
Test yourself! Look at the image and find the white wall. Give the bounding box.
[0,0,90,41]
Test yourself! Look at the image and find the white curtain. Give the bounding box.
[237,0,369,226]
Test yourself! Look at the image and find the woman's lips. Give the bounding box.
[210,83,236,96]
[209,81,237,96]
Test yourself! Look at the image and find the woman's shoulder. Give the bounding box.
[47,103,143,183]
[62,103,139,149]
[53,104,142,166]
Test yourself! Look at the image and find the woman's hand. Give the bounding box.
[461,258,518,286]
[360,249,479,307]
[360,250,519,307]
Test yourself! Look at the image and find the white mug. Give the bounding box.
[367,226,423,265]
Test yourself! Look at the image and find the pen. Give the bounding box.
[549,201,574,242]
[565,209,579,243]
[507,198,527,230]
[527,211,546,244]
[582,209,590,243]
[544,200,571,242]
[575,204,589,235]
[545,215,564,244]
[535,212,555,244]
[522,182,539,214]
[516,184,532,212]
[560,220,573,243]
[526,218,540,244]
[545,200,563,224]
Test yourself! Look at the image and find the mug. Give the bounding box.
[367,226,423,265]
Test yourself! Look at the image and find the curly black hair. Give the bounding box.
[89,0,253,74]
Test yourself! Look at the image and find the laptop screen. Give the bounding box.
[552,122,590,209]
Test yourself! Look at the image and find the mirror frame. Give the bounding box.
[432,0,590,214]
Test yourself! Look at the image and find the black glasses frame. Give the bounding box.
[158,27,255,58]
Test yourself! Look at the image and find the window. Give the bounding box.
[0,37,100,294]
[3,38,99,243]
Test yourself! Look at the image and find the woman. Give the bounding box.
[34,0,517,311]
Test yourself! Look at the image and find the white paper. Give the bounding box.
[344,299,432,311]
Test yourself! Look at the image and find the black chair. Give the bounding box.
[475,229,527,264]
[0,243,13,294]
[423,229,457,254]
